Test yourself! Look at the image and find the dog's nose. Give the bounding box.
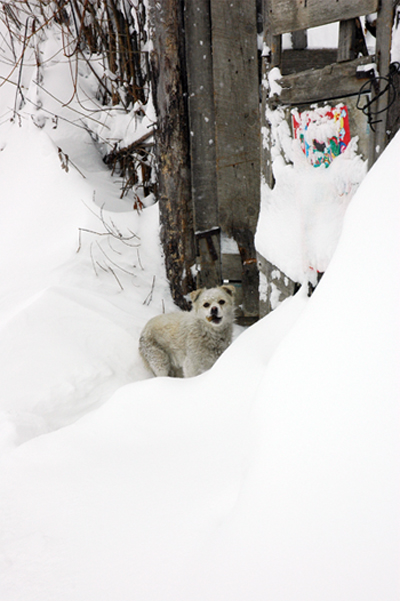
[211,305,218,315]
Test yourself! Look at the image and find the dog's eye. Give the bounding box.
[203,302,210,308]
[218,299,226,306]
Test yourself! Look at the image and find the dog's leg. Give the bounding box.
[182,357,202,378]
[139,338,172,377]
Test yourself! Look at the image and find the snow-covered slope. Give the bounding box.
[0,122,172,452]
[0,126,399,600]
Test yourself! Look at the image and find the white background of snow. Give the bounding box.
[0,12,399,601]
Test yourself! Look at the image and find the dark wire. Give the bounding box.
[356,62,400,132]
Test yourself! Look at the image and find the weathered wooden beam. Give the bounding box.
[261,2,280,189]
[387,66,400,142]
[149,0,196,309]
[338,19,358,62]
[266,0,378,35]
[263,1,282,67]
[183,0,221,288]
[281,48,337,75]
[387,8,400,144]
[369,0,395,165]
[278,55,374,105]
[210,0,260,317]
[291,29,307,50]
[338,18,369,63]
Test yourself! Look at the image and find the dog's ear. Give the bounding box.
[190,288,204,304]
[222,284,235,298]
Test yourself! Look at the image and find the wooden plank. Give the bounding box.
[278,55,374,105]
[338,18,369,62]
[387,67,400,143]
[210,0,260,317]
[338,19,358,62]
[261,0,282,189]
[291,29,307,50]
[262,0,282,67]
[267,0,379,34]
[387,6,400,143]
[183,0,221,287]
[369,0,395,165]
[221,253,243,281]
[281,48,337,75]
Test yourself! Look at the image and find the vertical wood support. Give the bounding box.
[149,0,196,309]
[338,17,369,62]
[338,19,358,61]
[370,0,396,165]
[210,0,261,317]
[261,0,282,189]
[183,0,221,288]
[291,29,307,50]
[387,5,400,142]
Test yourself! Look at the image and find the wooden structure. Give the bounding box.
[259,0,398,315]
[263,0,397,173]
[150,0,398,319]
[150,0,260,322]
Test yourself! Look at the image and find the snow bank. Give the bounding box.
[0,122,172,453]
[0,289,307,601]
[190,131,400,601]
[0,128,399,600]
[0,124,88,304]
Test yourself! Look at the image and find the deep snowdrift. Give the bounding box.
[0,122,173,451]
[0,128,399,600]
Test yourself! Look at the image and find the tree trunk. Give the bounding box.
[149,0,196,310]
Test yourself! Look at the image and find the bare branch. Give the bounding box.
[143,275,156,306]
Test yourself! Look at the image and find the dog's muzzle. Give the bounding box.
[207,306,222,324]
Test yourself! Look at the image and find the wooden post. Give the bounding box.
[369,0,395,166]
[261,0,282,189]
[183,0,222,288]
[291,29,307,50]
[338,19,358,62]
[210,0,261,318]
[387,7,400,142]
[149,0,196,309]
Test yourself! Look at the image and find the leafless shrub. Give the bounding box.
[77,200,143,290]
[0,0,154,201]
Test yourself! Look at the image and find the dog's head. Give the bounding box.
[190,285,236,327]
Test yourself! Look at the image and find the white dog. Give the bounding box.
[139,285,236,377]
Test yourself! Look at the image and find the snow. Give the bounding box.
[0,120,399,599]
[0,10,399,601]
[0,119,172,452]
[257,106,367,282]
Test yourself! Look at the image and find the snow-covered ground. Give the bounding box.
[0,119,175,452]
[0,11,399,601]
[0,120,399,600]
